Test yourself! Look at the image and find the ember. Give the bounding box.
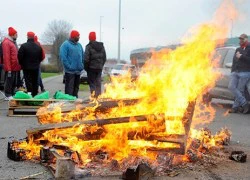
[8,0,238,178]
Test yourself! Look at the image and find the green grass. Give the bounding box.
[103,75,110,83]
[79,84,89,91]
[41,73,60,79]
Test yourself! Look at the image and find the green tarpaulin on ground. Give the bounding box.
[53,90,77,100]
[29,91,50,106]
[13,91,32,99]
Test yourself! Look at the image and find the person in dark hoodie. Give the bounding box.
[60,30,84,97]
[84,32,106,98]
[18,32,44,97]
[228,34,250,114]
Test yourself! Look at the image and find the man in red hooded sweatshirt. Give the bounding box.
[228,34,250,114]
[2,27,22,100]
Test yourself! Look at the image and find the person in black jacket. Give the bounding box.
[228,34,250,114]
[84,32,106,98]
[18,32,43,97]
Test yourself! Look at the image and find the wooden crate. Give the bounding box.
[8,99,75,117]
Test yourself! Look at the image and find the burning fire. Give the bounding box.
[18,0,237,169]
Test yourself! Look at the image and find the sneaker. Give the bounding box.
[41,89,46,93]
[228,107,238,113]
[242,103,249,114]
[4,96,13,101]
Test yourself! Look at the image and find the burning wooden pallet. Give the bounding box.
[7,99,197,178]
[8,99,75,117]
[36,98,140,123]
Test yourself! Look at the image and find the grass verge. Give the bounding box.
[41,73,60,79]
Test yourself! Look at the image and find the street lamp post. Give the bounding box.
[118,0,121,63]
[100,16,104,42]
[231,19,233,38]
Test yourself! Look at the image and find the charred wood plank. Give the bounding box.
[28,115,152,137]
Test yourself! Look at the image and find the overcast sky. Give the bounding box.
[1,0,250,60]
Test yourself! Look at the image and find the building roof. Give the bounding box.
[41,45,53,54]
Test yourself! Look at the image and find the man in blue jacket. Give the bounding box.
[60,30,84,97]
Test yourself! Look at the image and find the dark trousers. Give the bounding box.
[23,69,39,97]
[38,68,44,91]
[87,69,102,98]
[4,71,19,97]
[65,73,80,97]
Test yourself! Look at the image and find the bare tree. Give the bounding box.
[42,20,72,72]
[0,30,6,42]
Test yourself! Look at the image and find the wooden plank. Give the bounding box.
[147,145,185,154]
[9,106,40,109]
[8,114,37,117]
[10,98,76,102]
[27,115,155,136]
[8,109,14,116]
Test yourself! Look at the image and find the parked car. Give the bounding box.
[80,70,88,84]
[203,46,250,103]
[63,70,104,84]
[109,64,138,80]
[0,64,5,90]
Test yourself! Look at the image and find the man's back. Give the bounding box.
[18,39,43,70]
[85,41,106,70]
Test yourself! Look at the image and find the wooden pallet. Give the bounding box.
[8,99,75,117]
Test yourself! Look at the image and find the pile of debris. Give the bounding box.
[6,99,236,179]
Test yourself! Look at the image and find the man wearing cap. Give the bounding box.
[84,32,106,98]
[228,34,250,114]
[1,27,21,100]
[18,32,44,97]
[59,30,84,97]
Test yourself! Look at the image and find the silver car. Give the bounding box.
[204,46,250,103]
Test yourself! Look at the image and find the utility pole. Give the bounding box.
[118,0,121,63]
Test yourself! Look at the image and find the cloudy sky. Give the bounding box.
[1,0,250,60]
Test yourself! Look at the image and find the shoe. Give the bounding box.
[238,107,244,113]
[4,96,13,101]
[242,103,249,114]
[228,107,238,113]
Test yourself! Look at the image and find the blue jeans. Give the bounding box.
[228,72,250,108]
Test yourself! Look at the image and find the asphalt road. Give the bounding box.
[0,76,249,179]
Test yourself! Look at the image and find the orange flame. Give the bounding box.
[21,0,237,164]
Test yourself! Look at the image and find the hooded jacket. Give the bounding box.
[84,41,106,70]
[231,43,250,72]
[18,39,44,70]
[60,40,84,74]
[2,37,21,71]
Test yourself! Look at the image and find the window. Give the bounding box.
[213,49,228,67]
[114,64,125,70]
[223,49,235,67]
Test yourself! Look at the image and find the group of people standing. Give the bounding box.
[229,34,250,114]
[0,27,106,100]
[60,30,106,98]
[0,27,45,100]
